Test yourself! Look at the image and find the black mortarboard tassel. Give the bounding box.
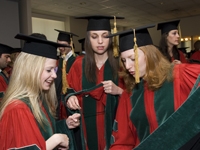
[15,33,70,60]
[157,20,180,34]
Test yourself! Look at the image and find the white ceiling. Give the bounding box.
[31,0,200,28]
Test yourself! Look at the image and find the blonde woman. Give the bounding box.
[0,34,80,150]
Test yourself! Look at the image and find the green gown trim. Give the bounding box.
[82,57,119,150]
[134,75,200,150]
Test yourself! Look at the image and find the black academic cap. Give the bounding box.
[55,29,79,43]
[157,20,180,34]
[0,43,13,54]
[11,48,22,53]
[15,33,70,59]
[75,15,124,31]
[106,24,155,52]
[78,38,85,44]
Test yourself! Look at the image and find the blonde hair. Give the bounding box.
[120,45,173,92]
[0,52,57,126]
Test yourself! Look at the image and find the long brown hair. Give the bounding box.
[159,33,180,62]
[120,45,173,92]
[84,31,119,83]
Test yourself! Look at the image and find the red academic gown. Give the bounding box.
[190,51,200,61]
[0,100,46,149]
[67,57,123,150]
[110,63,200,150]
[0,71,9,101]
[171,50,187,63]
[0,99,74,150]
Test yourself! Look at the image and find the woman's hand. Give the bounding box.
[102,80,123,95]
[46,133,69,150]
[66,113,81,129]
[66,96,81,110]
[172,59,181,65]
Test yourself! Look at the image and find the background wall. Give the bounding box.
[0,0,20,47]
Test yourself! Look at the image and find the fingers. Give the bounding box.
[66,96,81,110]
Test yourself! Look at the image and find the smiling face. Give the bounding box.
[167,29,180,46]
[121,48,146,78]
[89,30,110,54]
[41,58,57,90]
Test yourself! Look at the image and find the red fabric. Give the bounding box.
[110,91,139,150]
[144,84,158,133]
[190,51,200,61]
[0,100,46,149]
[171,50,187,63]
[110,63,200,149]
[0,75,8,93]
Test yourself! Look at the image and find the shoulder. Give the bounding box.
[3,100,31,115]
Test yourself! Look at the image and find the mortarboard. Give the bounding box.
[78,38,85,52]
[106,24,155,83]
[106,24,155,52]
[11,48,22,54]
[157,20,180,34]
[0,43,14,54]
[75,15,124,31]
[55,29,79,43]
[15,33,71,60]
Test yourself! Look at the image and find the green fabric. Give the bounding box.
[134,76,200,150]
[20,97,75,150]
[130,80,149,142]
[154,81,174,126]
[0,72,9,84]
[82,57,119,150]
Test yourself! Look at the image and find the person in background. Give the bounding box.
[66,15,124,150]
[3,48,22,78]
[190,40,200,61]
[106,25,200,149]
[30,33,47,40]
[54,29,79,120]
[157,20,187,64]
[0,43,13,100]
[0,34,81,150]
[177,47,189,61]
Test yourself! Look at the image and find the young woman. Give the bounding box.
[0,34,80,150]
[106,25,200,149]
[157,20,187,64]
[66,15,124,150]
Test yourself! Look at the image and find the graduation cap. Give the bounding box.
[55,29,79,43]
[75,15,124,31]
[11,48,22,54]
[106,24,155,83]
[106,24,155,52]
[0,43,14,54]
[78,38,85,51]
[15,33,70,60]
[157,20,180,34]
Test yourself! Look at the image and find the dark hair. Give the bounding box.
[158,33,180,62]
[84,31,119,83]
[30,33,47,40]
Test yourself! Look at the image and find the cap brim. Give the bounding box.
[54,29,79,37]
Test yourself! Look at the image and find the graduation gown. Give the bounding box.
[171,50,187,63]
[110,63,200,150]
[67,56,121,150]
[55,54,77,119]
[0,98,74,150]
[0,71,9,100]
[190,51,200,61]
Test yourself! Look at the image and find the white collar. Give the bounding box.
[64,51,73,61]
